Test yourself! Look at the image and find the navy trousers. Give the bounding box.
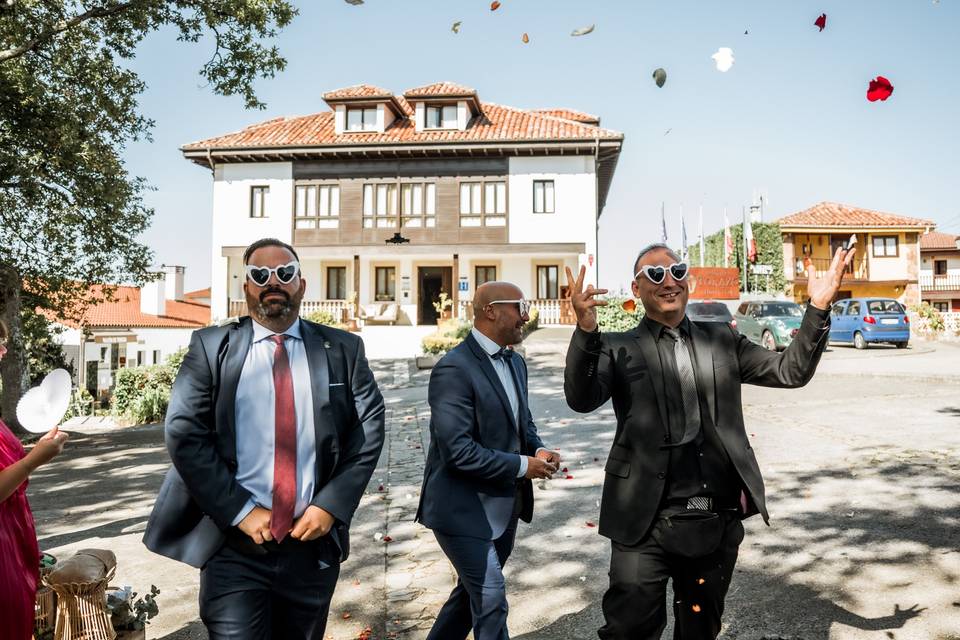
[199,534,340,640]
[427,516,520,640]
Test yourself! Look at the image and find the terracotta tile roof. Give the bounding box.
[403,82,477,98]
[777,202,935,229]
[184,287,211,299]
[920,231,960,250]
[530,108,600,125]
[55,285,210,329]
[183,101,621,150]
[322,84,395,100]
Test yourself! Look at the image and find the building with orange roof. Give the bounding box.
[52,266,210,402]
[182,81,623,325]
[777,202,935,305]
[919,231,960,312]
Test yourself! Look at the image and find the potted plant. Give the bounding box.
[106,585,160,640]
[344,291,360,332]
[433,292,454,321]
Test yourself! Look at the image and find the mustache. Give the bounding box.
[259,288,290,302]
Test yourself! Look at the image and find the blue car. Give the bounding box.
[829,298,910,349]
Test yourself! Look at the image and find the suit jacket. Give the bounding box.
[564,305,831,546]
[143,317,385,568]
[416,333,546,540]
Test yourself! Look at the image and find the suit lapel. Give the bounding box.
[632,325,670,434]
[689,321,717,427]
[216,318,253,461]
[300,320,331,450]
[508,356,527,449]
[465,334,518,431]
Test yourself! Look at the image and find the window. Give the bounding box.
[426,104,458,129]
[295,185,340,229]
[872,235,899,257]
[932,301,949,312]
[375,267,396,301]
[326,266,346,300]
[346,107,377,132]
[831,302,847,316]
[867,300,904,314]
[400,182,436,228]
[934,260,948,276]
[846,301,861,316]
[533,180,555,214]
[136,351,145,366]
[460,180,506,227]
[537,265,559,299]
[153,350,162,365]
[475,265,496,286]
[363,183,398,228]
[250,186,268,218]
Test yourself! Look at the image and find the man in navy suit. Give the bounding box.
[416,281,560,640]
[143,238,385,639]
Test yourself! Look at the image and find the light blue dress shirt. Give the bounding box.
[470,328,535,478]
[231,318,317,526]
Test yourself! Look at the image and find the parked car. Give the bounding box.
[687,300,736,328]
[828,297,910,349]
[734,300,804,351]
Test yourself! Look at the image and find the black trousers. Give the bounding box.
[598,512,744,640]
[199,534,341,640]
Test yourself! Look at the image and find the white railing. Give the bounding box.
[229,299,348,320]
[919,274,960,292]
[909,311,960,336]
[531,299,575,325]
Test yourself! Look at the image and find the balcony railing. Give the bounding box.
[229,299,348,320]
[792,257,869,281]
[456,299,577,325]
[919,274,960,292]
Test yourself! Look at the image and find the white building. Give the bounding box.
[919,231,960,312]
[53,266,210,403]
[182,82,624,325]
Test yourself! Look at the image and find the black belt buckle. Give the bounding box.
[685,496,713,512]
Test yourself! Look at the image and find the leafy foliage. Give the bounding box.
[20,305,72,386]
[597,294,644,332]
[107,585,161,632]
[909,302,944,333]
[686,222,786,293]
[111,364,176,424]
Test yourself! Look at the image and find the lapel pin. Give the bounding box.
[323,340,331,349]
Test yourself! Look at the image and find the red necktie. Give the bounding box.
[270,334,297,542]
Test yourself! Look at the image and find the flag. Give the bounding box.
[723,208,733,268]
[681,216,688,260]
[698,205,705,267]
[744,214,757,263]
[660,203,668,243]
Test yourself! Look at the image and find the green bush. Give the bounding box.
[304,309,346,330]
[596,295,645,332]
[910,302,944,332]
[62,388,94,422]
[111,365,176,424]
[522,307,540,337]
[165,347,187,373]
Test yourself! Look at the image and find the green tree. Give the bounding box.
[687,222,786,294]
[0,0,297,434]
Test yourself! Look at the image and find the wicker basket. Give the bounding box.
[35,557,59,639]
[43,566,117,640]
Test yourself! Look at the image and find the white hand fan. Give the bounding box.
[16,368,72,433]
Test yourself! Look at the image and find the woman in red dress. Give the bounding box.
[0,319,69,640]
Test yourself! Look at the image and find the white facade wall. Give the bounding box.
[920,254,960,277]
[507,156,597,286]
[210,162,293,321]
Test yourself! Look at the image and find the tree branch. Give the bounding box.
[0,0,148,64]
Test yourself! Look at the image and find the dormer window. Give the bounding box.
[426,104,458,130]
[346,107,377,132]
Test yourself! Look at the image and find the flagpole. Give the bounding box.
[698,204,705,267]
[741,205,748,293]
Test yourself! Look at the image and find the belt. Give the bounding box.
[664,496,739,513]
[224,527,327,556]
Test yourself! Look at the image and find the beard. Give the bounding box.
[251,288,297,320]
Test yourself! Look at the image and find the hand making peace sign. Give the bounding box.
[564,265,609,333]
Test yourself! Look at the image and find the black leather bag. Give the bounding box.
[651,509,725,558]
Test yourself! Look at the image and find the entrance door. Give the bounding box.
[418,266,453,325]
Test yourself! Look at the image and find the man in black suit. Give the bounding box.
[417,281,560,640]
[143,238,385,640]
[564,243,855,639]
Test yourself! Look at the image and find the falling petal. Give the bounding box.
[692,604,702,613]
[622,298,638,312]
[522,32,529,43]
[374,532,383,541]
[344,0,363,4]
[698,578,706,585]
[664,128,672,136]
[565,474,575,479]
[562,467,569,473]
[814,13,826,32]
[652,68,667,88]
[744,29,749,35]
[586,521,597,527]
[452,21,462,33]
[711,47,734,72]
[866,76,894,102]
[571,24,595,37]
[490,0,500,10]
[342,613,352,620]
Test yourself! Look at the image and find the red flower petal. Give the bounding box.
[565,474,574,479]
[561,467,569,473]
[377,484,385,491]
[814,13,826,32]
[382,535,393,542]
[490,1,500,10]
[867,76,894,102]
[585,521,596,527]
[522,33,529,43]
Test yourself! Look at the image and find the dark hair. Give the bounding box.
[632,242,681,276]
[243,238,300,265]
[0,318,8,345]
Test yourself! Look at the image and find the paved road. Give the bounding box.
[28,334,960,640]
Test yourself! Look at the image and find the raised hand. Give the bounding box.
[565,265,608,332]
[807,246,856,310]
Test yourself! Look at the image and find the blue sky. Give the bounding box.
[124,0,960,292]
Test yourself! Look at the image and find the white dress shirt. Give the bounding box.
[231,318,317,526]
[470,328,532,478]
